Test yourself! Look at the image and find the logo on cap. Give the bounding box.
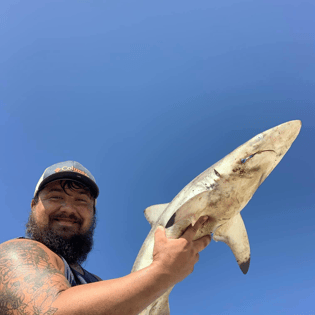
[55,166,90,178]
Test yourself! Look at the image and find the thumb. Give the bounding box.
[155,226,165,238]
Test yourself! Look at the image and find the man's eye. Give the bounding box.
[50,196,62,199]
[77,199,88,203]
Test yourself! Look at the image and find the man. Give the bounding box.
[0,161,211,315]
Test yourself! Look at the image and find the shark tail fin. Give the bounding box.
[213,213,250,274]
[144,203,169,227]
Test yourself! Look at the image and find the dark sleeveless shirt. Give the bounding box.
[16,237,101,286]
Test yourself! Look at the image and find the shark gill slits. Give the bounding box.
[206,183,217,190]
[166,213,176,228]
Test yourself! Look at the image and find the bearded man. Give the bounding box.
[0,161,211,315]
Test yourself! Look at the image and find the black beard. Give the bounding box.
[25,211,96,265]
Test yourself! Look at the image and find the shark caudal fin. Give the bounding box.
[213,213,250,274]
[144,203,169,227]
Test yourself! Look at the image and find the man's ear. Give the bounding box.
[31,199,36,209]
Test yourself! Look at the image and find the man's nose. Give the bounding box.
[59,200,77,212]
[57,201,81,221]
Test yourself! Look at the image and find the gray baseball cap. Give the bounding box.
[34,161,99,199]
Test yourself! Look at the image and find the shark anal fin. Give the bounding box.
[144,203,169,227]
[213,213,250,274]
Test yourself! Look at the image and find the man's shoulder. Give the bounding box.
[0,237,44,249]
[1,237,51,253]
[0,238,65,273]
[0,238,71,314]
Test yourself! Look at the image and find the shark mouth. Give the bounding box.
[241,150,276,164]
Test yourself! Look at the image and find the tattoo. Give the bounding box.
[0,240,70,314]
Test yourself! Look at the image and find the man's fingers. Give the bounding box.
[181,215,209,241]
[155,219,211,253]
[194,234,211,253]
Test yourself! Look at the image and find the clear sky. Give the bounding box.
[1,1,314,314]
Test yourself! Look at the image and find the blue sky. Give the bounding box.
[1,0,314,314]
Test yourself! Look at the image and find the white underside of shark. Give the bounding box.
[131,120,302,315]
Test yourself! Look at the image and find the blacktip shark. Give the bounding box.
[132,120,302,315]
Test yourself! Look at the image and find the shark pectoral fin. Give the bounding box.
[144,203,169,227]
[213,213,250,274]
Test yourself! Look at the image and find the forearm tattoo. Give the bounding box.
[0,240,70,314]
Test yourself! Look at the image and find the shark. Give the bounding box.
[131,120,302,315]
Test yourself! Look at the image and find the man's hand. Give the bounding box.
[152,215,211,287]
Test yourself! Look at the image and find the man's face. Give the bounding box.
[26,180,97,265]
[33,180,94,235]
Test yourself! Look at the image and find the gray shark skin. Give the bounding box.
[132,120,302,315]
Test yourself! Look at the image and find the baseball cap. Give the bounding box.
[34,161,99,199]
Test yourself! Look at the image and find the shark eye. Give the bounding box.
[241,150,276,163]
[241,154,254,164]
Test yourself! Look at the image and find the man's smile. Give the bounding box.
[53,218,81,228]
[55,219,77,223]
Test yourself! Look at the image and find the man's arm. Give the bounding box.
[0,239,169,315]
[0,216,210,315]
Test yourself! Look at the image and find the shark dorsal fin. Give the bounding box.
[213,213,251,274]
[144,203,169,227]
